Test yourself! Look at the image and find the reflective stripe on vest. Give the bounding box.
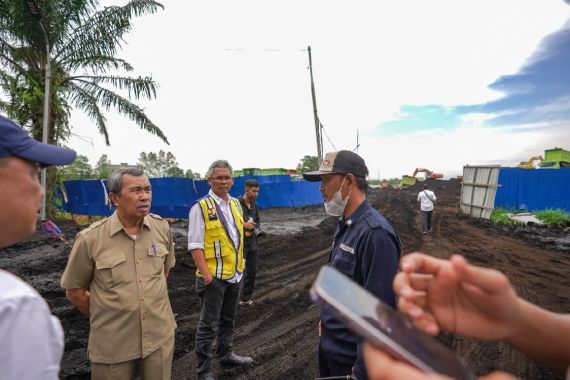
[198,196,244,280]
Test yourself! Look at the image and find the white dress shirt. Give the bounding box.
[188,190,242,283]
[0,269,64,380]
[417,189,437,212]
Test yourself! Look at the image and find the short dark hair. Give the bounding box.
[423,184,428,189]
[354,176,368,192]
[245,179,259,188]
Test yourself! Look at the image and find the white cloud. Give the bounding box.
[360,119,570,179]
[66,0,570,179]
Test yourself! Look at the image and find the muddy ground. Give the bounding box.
[1,179,569,379]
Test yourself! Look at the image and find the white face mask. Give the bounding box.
[324,176,352,216]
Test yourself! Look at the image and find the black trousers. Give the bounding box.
[240,249,258,302]
[195,277,241,375]
[318,343,354,378]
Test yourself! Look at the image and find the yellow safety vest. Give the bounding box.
[197,196,244,280]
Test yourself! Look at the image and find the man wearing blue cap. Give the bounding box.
[0,114,77,379]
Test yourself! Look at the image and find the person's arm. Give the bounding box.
[353,228,400,379]
[0,296,64,380]
[240,198,254,230]
[395,253,570,374]
[61,233,93,317]
[187,203,212,284]
[164,224,176,278]
[65,288,91,317]
[191,249,213,284]
[505,300,570,374]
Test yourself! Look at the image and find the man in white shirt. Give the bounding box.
[0,114,76,379]
[188,160,253,380]
[417,184,437,235]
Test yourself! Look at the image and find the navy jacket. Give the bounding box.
[320,200,401,380]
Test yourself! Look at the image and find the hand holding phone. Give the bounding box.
[311,265,475,380]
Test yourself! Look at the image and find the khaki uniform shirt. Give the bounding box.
[61,212,176,364]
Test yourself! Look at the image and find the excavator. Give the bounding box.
[516,155,543,169]
[412,168,443,179]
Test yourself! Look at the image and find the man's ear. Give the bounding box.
[109,192,119,207]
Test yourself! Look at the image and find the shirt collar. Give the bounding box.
[109,211,151,236]
[209,189,230,206]
[342,200,370,227]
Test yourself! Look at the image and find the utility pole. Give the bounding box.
[26,0,51,220]
[353,129,360,152]
[308,46,322,162]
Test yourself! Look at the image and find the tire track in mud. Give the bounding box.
[172,249,328,379]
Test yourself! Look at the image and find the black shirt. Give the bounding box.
[238,196,260,251]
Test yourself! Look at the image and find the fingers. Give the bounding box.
[479,371,519,380]
[450,255,511,294]
[398,298,440,335]
[398,297,440,336]
[363,343,426,380]
[401,253,447,275]
[363,343,452,380]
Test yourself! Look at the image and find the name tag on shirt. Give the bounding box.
[339,243,355,254]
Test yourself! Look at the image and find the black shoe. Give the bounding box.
[196,372,215,380]
[219,353,253,367]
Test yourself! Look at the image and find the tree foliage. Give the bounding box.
[60,154,92,180]
[137,150,184,178]
[185,169,200,179]
[0,0,167,217]
[94,153,111,179]
[0,0,167,146]
[296,155,319,174]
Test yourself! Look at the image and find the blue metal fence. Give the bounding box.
[494,168,570,212]
[60,175,321,217]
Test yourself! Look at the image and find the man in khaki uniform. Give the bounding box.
[61,168,176,380]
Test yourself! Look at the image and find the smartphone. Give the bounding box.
[310,265,476,380]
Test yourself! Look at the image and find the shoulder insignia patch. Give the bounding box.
[80,218,108,235]
[149,213,164,220]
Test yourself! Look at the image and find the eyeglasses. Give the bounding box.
[212,176,233,182]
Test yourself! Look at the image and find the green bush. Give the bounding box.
[535,209,570,227]
[490,208,516,225]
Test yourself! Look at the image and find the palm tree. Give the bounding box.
[0,0,167,217]
[0,0,168,146]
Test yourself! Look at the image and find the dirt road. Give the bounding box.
[1,180,568,379]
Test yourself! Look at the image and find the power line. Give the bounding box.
[321,122,337,151]
[70,132,94,146]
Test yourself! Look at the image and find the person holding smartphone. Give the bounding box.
[303,150,401,380]
[363,252,570,380]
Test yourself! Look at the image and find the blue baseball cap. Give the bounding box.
[0,115,77,167]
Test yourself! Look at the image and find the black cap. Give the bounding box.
[303,150,368,182]
[0,115,77,167]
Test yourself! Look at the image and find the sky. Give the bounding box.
[66,0,570,179]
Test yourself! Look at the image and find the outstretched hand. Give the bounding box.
[363,343,519,380]
[395,253,521,340]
